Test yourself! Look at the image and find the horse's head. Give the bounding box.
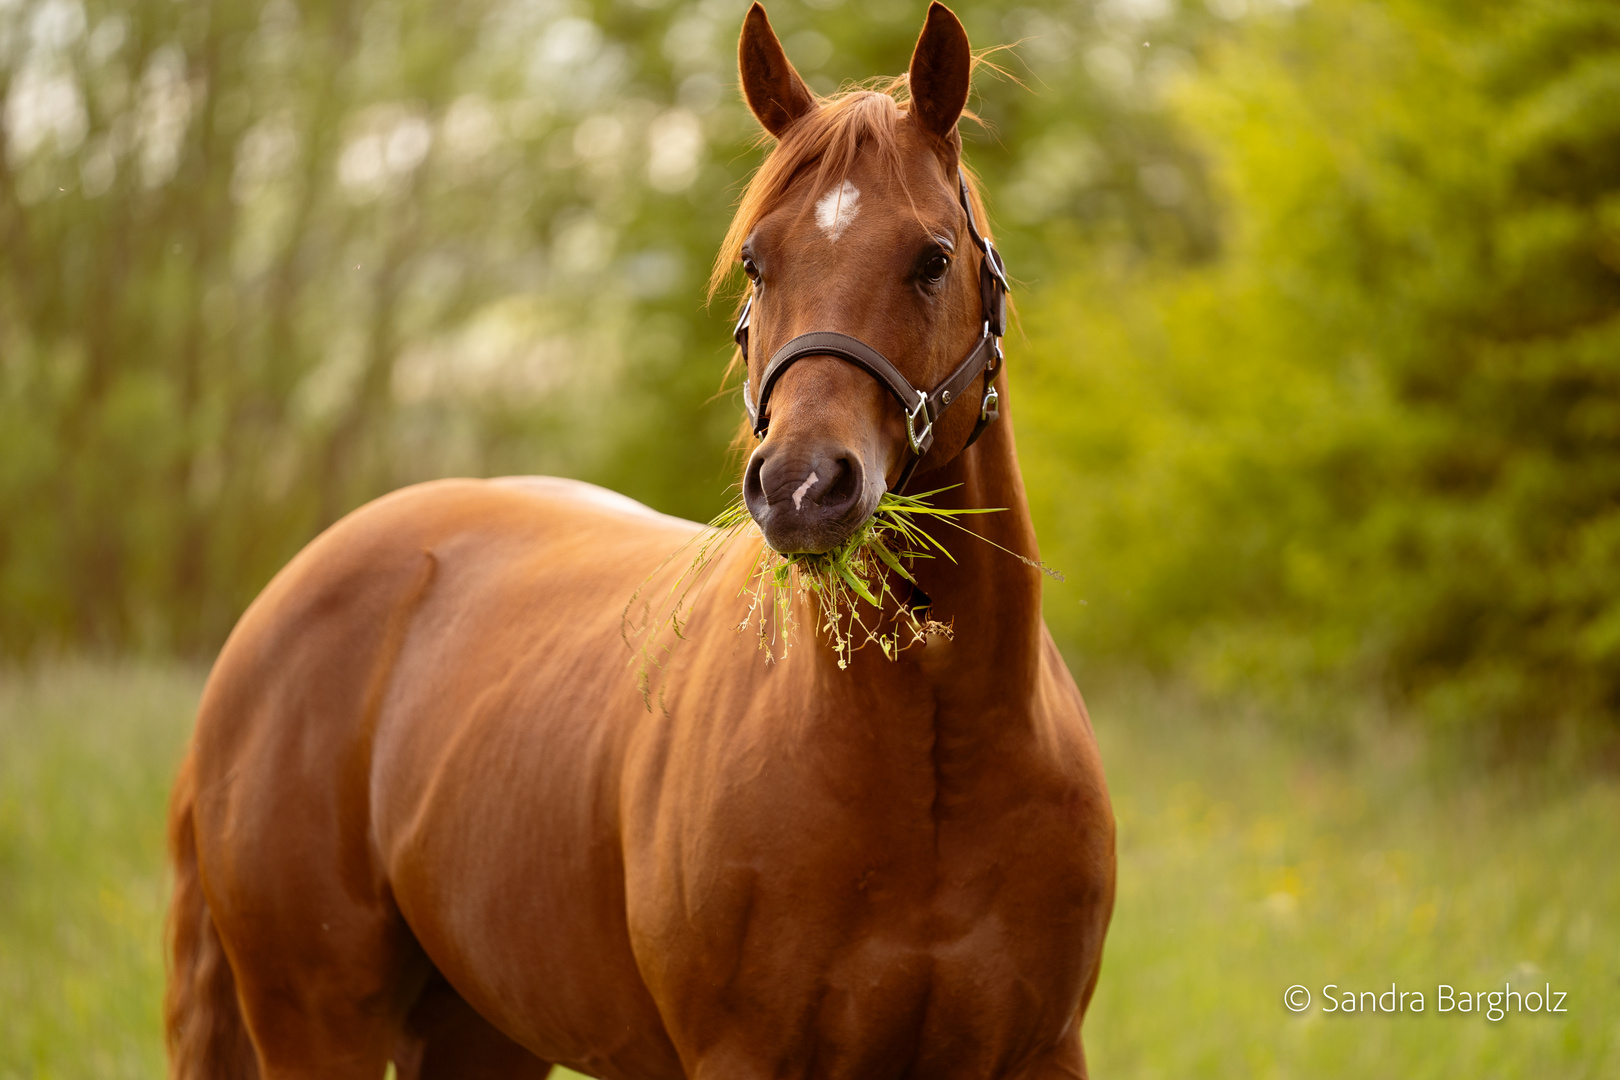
[724,3,1005,555]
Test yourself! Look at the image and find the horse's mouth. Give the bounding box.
[752,500,875,556]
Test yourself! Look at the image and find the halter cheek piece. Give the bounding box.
[733,172,1011,493]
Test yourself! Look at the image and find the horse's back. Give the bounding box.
[193,474,698,782]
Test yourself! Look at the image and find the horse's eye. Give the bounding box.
[742,256,760,283]
[922,253,950,283]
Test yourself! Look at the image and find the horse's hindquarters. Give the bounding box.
[182,478,696,1079]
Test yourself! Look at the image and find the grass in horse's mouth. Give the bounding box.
[626,487,1060,700]
[721,486,988,668]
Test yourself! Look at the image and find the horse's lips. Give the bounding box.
[750,469,880,554]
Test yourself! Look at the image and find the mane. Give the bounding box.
[708,75,995,303]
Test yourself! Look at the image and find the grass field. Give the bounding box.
[1,661,1615,1078]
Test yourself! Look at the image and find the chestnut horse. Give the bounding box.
[164,4,1114,1078]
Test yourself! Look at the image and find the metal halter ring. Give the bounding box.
[905,396,933,456]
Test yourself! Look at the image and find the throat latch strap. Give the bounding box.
[735,171,1010,491]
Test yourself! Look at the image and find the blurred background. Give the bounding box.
[1,0,1617,1075]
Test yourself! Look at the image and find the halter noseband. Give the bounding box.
[733,172,1011,493]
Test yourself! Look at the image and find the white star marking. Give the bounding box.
[814,181,861,241]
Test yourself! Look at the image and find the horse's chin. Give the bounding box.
[753,507,872,557]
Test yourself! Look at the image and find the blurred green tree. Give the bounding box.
[1022,0,1620,739]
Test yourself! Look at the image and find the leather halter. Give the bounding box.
[733,172,1011,493]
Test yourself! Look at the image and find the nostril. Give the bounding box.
[821,457,861,513]
[743,453,768,513]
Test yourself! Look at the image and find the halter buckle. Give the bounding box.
[905,396,933,455]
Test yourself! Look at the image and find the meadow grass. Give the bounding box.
[1,661,1615,1078]
[0,662,200,1079]
[1080,671,1620,1079]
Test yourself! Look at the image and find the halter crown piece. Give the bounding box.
[733,172,1011,493]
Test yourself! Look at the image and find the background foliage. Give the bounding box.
[2,0,1617,739]
[1021,0,1620,743]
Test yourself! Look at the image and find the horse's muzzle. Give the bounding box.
[744,439,874,554]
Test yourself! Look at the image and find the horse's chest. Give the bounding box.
[639,793,1104,1077]
[651,877,1093,1079]
[626,694,1111,1075]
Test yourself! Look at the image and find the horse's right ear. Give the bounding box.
[738,3,815,139]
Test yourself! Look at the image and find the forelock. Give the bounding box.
[711,86,916,299]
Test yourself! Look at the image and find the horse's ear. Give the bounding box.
[907,2,971,149]
[738,3,815,139]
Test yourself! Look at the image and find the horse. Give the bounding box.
[163,4,1115,1077]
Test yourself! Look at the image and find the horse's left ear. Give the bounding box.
[907,2,972,149]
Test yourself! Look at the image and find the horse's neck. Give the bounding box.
[908,411,1045,699]
[833,410,1046,719]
